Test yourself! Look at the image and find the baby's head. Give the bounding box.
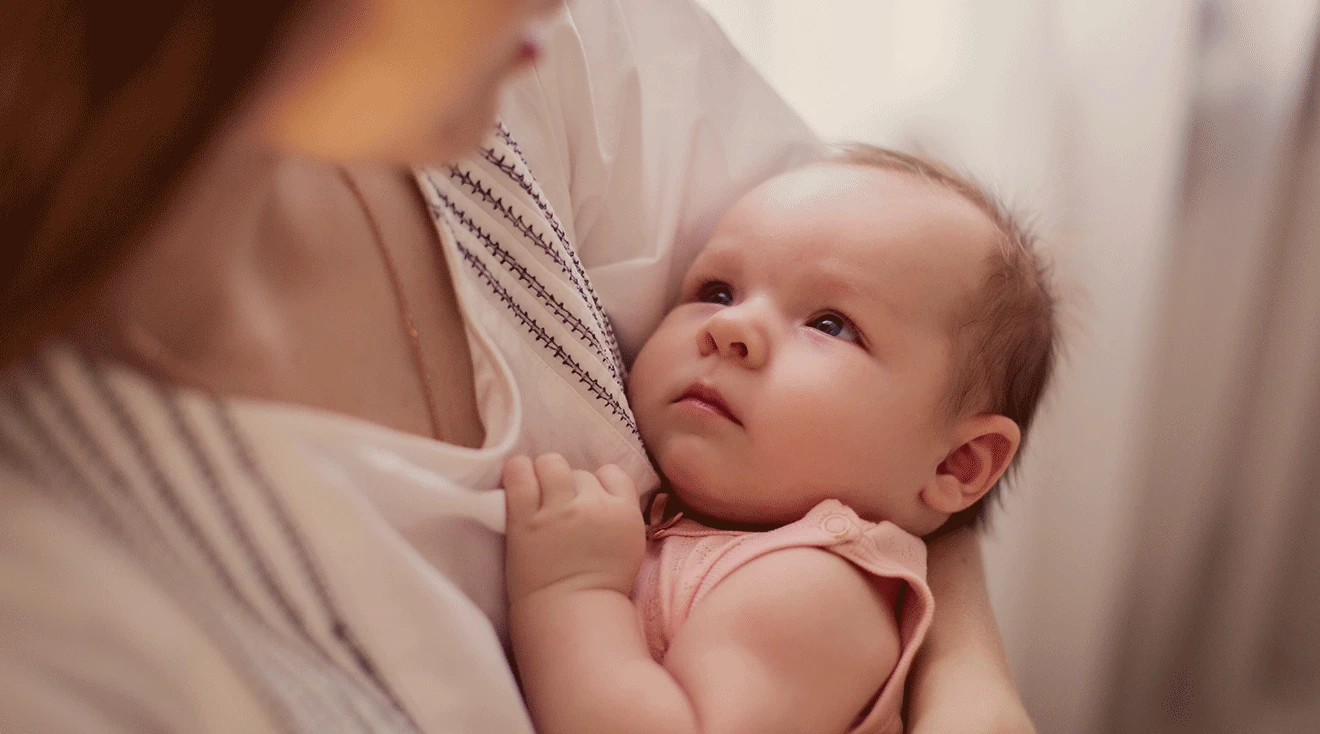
[628,145,1057,536]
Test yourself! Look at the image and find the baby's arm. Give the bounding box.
[505,454,901,734]
[660,548,901,733]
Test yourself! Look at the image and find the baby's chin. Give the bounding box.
[658,443,803,526]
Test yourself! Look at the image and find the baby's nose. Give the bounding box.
[699,311,767,367]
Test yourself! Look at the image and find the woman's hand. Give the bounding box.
[503,454,646,604]
[906,524,1036,734]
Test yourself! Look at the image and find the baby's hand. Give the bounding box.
[503,454,645,604]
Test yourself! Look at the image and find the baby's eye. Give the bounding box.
[697,281,734,306]
[806,312,862,344]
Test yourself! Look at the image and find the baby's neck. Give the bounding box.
[649,484,788,534]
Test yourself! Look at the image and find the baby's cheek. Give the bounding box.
[767,393,882,466]
[656,436,733,504]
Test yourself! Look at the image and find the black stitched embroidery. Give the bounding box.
[491,126,606,308]
[452,157,629,378]
[433,187,625,388]
[486,124,626,367]
[494,120,526,161]
[444,230,641,439]
[490,123,569,249]
[425,156,640,438]
[469,155,576,259]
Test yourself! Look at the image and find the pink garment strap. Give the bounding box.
[644,491,685,540]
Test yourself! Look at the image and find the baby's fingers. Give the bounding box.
[502,455,539,524]
[533,453,577,507]
[594,464,638,502]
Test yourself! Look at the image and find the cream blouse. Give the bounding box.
[0,1,823,732]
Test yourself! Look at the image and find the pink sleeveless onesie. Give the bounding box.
[632,497,935,734]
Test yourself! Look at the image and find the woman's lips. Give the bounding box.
[516,17,553,67]
[517,34,544,64]
[675,384,741,425]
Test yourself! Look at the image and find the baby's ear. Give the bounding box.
[921,415,1022,514]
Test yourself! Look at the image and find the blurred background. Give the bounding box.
[693,1,1320,732]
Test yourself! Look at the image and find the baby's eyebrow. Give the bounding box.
[803,258,878,299]
[801,262,907,322]
[690,241,746,276]
[813,271,871,299]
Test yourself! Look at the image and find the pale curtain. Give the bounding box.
[1103,6,1320,731]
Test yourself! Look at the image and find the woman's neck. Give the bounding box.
[76,130,297,382]
[72,131,486,444]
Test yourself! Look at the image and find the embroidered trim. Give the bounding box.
[433,186,622,386]
[494,120,527,162]
[446,232,641,439]
[448,163,618,367]
[490,121,627,375]
[422,124,643,443]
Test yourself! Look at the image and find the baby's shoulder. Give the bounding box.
[745,544,901,599]
[716,547,901,644]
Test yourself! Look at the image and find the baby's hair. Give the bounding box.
[830,143,1059,528]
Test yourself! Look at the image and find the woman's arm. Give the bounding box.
[907,525,1036,734]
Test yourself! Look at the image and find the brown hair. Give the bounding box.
[1,0,305,367]
[835,144,1059,527]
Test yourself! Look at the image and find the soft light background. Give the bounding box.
[694,1,1320,732]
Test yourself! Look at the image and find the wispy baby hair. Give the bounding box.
[833,143,1059,527]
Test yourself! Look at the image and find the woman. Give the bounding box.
[0,0,1034,731]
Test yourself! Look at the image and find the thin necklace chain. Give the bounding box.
[338,167,444,442]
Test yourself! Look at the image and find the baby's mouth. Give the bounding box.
[674,383,741,426]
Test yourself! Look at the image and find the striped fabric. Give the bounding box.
[1,348,421,734]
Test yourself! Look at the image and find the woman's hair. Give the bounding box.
[1,0,305,367]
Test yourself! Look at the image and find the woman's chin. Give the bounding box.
[413,109,499,166]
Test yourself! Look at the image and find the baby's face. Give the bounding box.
[628,163,997,528]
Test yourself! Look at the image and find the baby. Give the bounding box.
[503,145,1058,734]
